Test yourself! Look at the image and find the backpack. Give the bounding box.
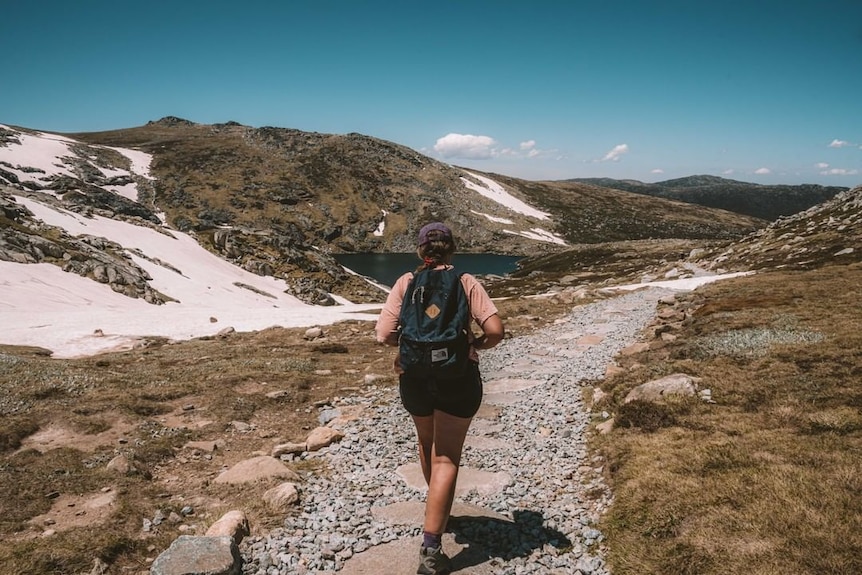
[398,268,471,380]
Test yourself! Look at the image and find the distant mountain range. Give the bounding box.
[565,175,847,221]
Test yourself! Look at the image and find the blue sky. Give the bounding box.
[2,1,861,186]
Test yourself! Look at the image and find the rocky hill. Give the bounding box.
[2,119,764,303]
[703,185,862,272]
[567,175,847,221]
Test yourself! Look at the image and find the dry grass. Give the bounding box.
[595,262,862,575]
[0,320,395,574]
[0,284,573,575]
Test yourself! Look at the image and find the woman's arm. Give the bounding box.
[473,313,504,350]
[375,273,412,346]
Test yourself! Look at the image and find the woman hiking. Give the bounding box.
[375,222,505,574]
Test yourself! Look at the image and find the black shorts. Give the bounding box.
[399,362,483,419]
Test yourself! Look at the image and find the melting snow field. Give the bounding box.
[0,197,381,359]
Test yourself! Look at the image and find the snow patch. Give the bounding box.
[503,227,567,246]
[461,171,550,220]
[471,210,515,225]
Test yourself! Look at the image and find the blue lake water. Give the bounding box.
[334,253,522,287]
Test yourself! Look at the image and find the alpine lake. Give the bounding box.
[333,253,522,287]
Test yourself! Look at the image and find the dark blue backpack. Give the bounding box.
[398,268,471,380]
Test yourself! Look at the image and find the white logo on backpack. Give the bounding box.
[430,348,449,362]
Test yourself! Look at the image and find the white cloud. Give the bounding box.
[820,168,859,176]
[755,167,771,175]
[434,133,497,159]
[722,169,735,175]
[651,168,664,174]
[434,134,552,162]
[816,162,830,169]
[601,144,629,162]
[828,139,852,148]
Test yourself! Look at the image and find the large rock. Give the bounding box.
[263,482,300,512]
[214,456,300,484]
[150,535,241,575]
[624,373,700,403]
[305,426,344,451]
[271,441,306,457]
[204,510,249,543]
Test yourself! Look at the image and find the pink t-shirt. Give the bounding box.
[375,267,499,366]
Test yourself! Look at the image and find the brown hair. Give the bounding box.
[416,231,456,271]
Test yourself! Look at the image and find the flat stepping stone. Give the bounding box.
[468,419,504,435]
[553,331,585,341]
[556,347,586,358]
[370,501,509,526]
[339,534,500,575]
[588,323,618,335]
[464,435,511,451]
[482,392,522,406]
[484,377,542,394]
[396,464,513,497]
[503,359,563,374]
[473,404,501,420]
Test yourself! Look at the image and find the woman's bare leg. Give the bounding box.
[411,410,472,536]
[412,414,434,485]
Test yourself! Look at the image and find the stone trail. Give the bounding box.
[237,288,671,575]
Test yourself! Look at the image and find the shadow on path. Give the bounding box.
[447,510,572,572]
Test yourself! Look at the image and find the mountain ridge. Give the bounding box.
[565,175,847,221]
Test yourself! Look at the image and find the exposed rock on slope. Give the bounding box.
[705,185,862,271]
[0,188,169,303]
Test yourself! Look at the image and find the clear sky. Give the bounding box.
[2,1,861,186]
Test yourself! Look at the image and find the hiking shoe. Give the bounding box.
[417,545,452,574]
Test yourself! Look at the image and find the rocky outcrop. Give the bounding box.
[0,189,170,303]
[58,181,161,224]
[208,225,346,305]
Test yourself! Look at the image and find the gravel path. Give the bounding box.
[241,287,672,574]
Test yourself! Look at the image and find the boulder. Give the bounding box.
[150,535,241,575]
[263,482,300,512]
[214,456,300,484]
[305,426,344,451]
[624,373,700,404]
[271,442,306,457]
[205,510,250,544]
